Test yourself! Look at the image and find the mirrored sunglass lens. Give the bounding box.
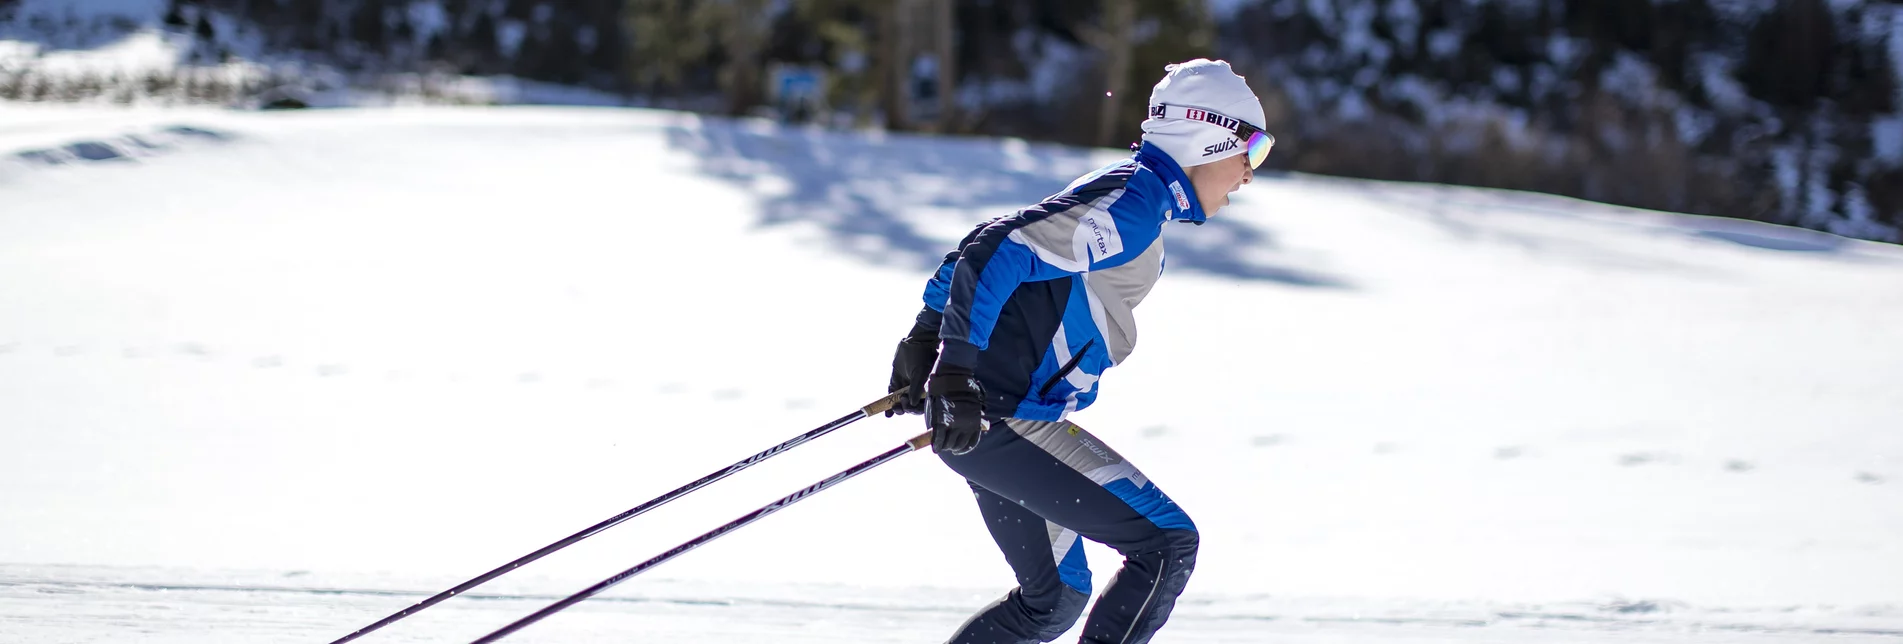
[1245,132,1271,168]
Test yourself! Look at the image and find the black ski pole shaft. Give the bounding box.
[467,430,935,644]
[328,392,904,644]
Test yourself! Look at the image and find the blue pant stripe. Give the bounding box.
[1103,479,1196,532]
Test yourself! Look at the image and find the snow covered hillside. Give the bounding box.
[1,103,1901,643]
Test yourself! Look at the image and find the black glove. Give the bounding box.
[924,365,988,455]
[885,312,941,417]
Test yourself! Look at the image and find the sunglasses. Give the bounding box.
[1147,104,1276,169]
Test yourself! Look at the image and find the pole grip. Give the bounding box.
[905,431,933,451]
[861,391,906,417]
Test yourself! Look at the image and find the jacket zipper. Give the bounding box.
[1037,340,1094,398]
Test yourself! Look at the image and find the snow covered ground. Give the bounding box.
[1,103,1900,642]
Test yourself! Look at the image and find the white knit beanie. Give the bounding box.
[1139,59,1266,168]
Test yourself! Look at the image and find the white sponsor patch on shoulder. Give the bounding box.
[1168,181,1191,212]
[1077,208,1124,263]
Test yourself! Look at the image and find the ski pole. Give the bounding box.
[467,430,936,644]
[328,391,904,644]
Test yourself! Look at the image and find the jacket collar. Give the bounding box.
[1135,142,1207,225]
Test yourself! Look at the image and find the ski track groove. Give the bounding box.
[5,576,1902,639]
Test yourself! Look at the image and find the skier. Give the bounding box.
[885,59,1273,643]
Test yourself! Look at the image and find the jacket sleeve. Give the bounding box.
[923,176,1161,371]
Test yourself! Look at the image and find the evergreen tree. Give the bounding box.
[164,0,188,29]
[284,0,326,50]
[391,12,416,61]
[538,20,586,84]
[194,13,216,42]
[351,0,389,55]
[1077,0,1213,146]
[466,12,501,74]
[699,0,774,115]
[425,32,447,63]
[588,20,626,86]
[504,0,536,23]
[515,26,547,78]
[624,0,715,94]
[1738,0,1835,110]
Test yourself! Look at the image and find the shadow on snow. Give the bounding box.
[665,118,1350,288]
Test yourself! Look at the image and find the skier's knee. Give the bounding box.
[1164,528,1199,568]
[1126,528,1199,596]
[1162,529,1199,593]
[1124,528,1199,566]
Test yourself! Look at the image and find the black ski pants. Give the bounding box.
[938,418,1198,644]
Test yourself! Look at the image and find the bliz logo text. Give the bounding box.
[1185,108,1240,130]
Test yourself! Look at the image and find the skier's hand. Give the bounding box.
[886,323,939,417]
[924,367,988,456]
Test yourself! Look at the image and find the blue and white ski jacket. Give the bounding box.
[919,142,1208,421]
